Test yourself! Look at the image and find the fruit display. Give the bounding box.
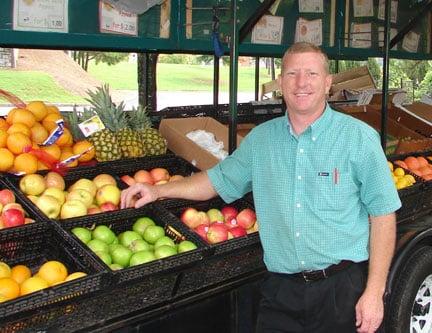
[0,188,35,229]
[64,85,167,162]
[0,260,87,303]
[71,217,198,270]
[0,100,95,174]
[120,167,184,186]
[17,171,123,219]
[393,155,432,181]
[388,161,417,190]
[179,204,258,244]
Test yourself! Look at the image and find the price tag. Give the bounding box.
[99,1,138,36]
[78,115,106,137]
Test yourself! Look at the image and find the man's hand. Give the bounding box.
[355,290,384,333]
[120,183,158,209]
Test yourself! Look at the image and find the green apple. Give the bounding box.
[36,194,61,219]
[143,225,165,244]
[87,239,109,253]
[178,240,198,253]
[19,174,46,196]
[154,236,175,249]
[71,227,92,244]
[60,199,87,219]
[154,245,177,259]
[118,231,142,248]
[206,208,224,223]
[109,243,123,254]
[95,251,112,265]
[66,189,94,208]
[109,263,123,271]
[42,187,66,205]
[111,245,132,267]
[129,239,152,253]
[92,225,116,245]
[69,178,97,197]
[129,250,156,266]
[132,217,156,236]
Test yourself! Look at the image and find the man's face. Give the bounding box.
[278,51,332,116]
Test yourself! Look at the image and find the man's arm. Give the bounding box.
[121,171,217,209]
[356,212,397,333]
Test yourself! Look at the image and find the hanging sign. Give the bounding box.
[103,0,163,15]
[13,0,68,33]
[100,1,138,36]
[251,15,284,45]
[295,18,322,46]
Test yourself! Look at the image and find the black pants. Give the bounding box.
[256,262,367,333]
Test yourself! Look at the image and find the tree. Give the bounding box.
[72,51,129,71]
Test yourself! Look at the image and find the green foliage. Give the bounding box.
[158,54,192,64]
[72,51,128,71]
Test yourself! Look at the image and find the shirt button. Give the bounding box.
[296,203,301,208]
[299,148,304,153]
[297,175,302,180]
[301,261,305,265]
[312,137,316,141]
[296,232,300,237]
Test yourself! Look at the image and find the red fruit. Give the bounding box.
[121,175,136,187]
[87,206,102,215]
[236,208,256,229]
[99,202,118,212]
[133,170,154,185]
[149,168,170,183]
[225,218,238,229]
[228,226,247,239]
[221,206,238,223]
[181,207,198,226]
[2,208,25,228]
[194,224,209,241]
[206,222,228,244]
[0,189,15,206]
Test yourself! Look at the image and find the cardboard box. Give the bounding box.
[159,117,244,170]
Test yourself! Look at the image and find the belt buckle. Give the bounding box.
[301,269,328,282]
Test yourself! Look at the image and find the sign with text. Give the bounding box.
[251,15,283,45]
[13,0,68,33]
[100,1,138,36]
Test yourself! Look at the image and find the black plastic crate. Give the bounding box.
[60,204,208,286]
[0,222,108,322]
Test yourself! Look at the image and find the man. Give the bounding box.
[121,42,401,333]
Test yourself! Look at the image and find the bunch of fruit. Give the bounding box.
[64,85,167,162]
[71,217,197,270]
[0,189,35,229]
[0,260,86,303]
[19,172,122,219]
[0,100,95,174]
[393,156,432,181]
[121,167,184,187]
[388,161,416,190]
[180,206,258,244]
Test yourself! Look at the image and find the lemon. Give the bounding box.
[388,161,394,172]
[394,168,405,177]
[396,178,409,190]
[0,262,11,278]
[404,174,416,185]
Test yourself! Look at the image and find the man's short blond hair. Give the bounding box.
[282,42,330,74]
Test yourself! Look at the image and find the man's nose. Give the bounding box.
[295,72,308,87]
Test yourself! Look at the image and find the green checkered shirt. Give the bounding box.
[207,105,401,274]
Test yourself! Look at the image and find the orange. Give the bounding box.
[6,108,20,125]
[13,153,38,174]
[11,109,36,128]
[7,123,31,137]
[41,144,61,160]
[65,272,87,282]
[37,160,49,171]
[0,129,7,148]
[10,265,32,285]
[30,123,49,144]
[0,262,11,278]
[61,146,73,154]
[0,148,14,172]
[417,156,429,168]
[405,156,420,170]
[37,261,68,286]
[56,128,73,147]
[20,276,49,296]
[0,118,8,131]
[6,132,32,155]
[42,113,63,131]
[73,140,95,162]
[46,105,61,115]
[26,101,48,121]
[59,151,78,167]
[0,278,20,301]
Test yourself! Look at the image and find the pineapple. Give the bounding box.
[128,106,167,156]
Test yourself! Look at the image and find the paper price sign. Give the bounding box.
[100,1,138,36]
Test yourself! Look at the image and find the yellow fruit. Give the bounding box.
[388,161,393,172]
[30,123,49,144]
[13,153,38,175]
[37,160,49,171]
[42,113,63,131]
[6,132,32,155]
[6,108,20,125]
[20,276,49,296]
[41,144,61,160]
[404,174,416,185]
[396,178,409,190]
[37,261,68,286]
[0,118,9,131]
[0,148,14,172]
[64,272,87,282]
[72,140,95,162]
[7,123,31,137]
[56,128,73,147]
[46,105,61,115]
[26,101,48,121]
[392,175,398,183]
[11,109,36,128]
[0,262,11,278]
[0,129,7,148]
[10,265,32,285]
[394,167,405,177]
[0,277,20,301]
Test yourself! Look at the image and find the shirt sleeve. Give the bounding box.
[207,133,253,203]
[356,130,402,217]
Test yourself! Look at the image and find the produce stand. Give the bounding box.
[2,1,432,332]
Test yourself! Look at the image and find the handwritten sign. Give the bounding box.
[251,15,283,45]
[295,18,322,46]
[100,1,138,36]
[13,0,68,33]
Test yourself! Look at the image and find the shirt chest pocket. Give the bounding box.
[313,171,356,212]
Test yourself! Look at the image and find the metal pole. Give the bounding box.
[381,0,391,151]
[228,0,239,154]
[213,55,220,117]
[255,56,260,101]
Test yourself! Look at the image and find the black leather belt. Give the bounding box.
[288,260,353,282]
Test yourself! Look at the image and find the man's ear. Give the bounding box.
[277,74,282,89]
[325,74,332,94]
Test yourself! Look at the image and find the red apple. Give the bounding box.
[180,207,198,225]
[2,208,25,227]
[149,168,170,183]
[3,203,25,215]
[134,170,154,185]
[195,224,209,241]
[221,206,238,223]
[0,189,15,206]
[87,206,102,215]
[225,218,238,229]
[236,208,256,229]
[206,222,228,244]
[121,175,136,187]
[99,202,118,212]
[228,226,247,239]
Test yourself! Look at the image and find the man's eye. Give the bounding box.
[309,72,318,76]
[286,72,295,77]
